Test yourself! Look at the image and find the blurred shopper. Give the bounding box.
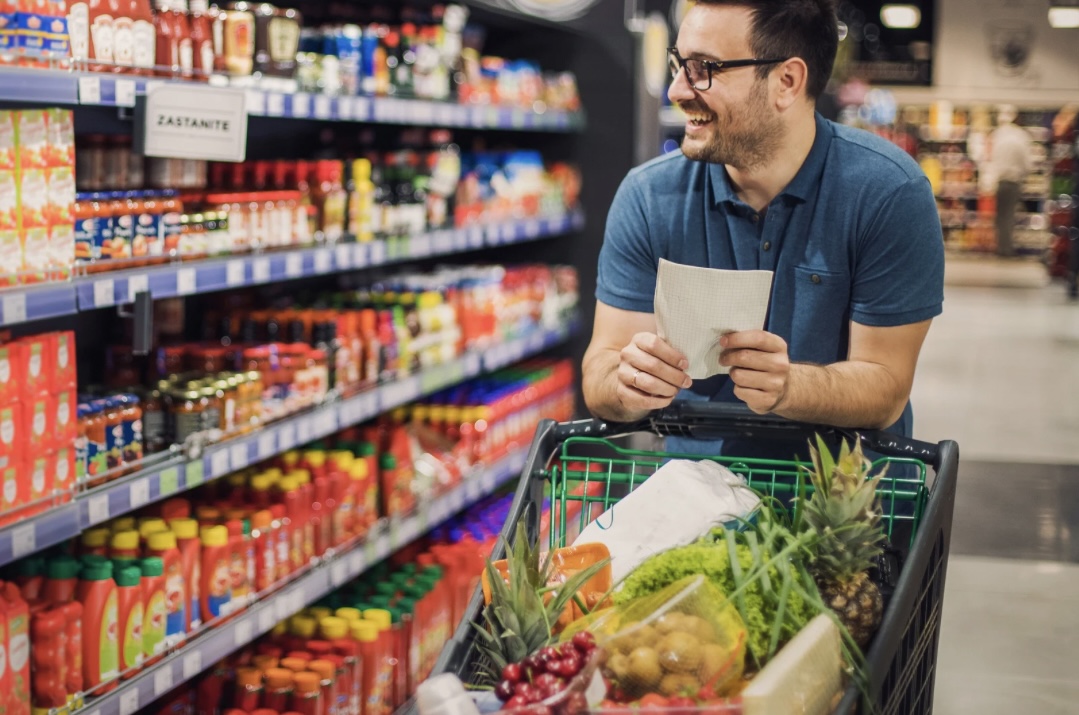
[987,105,1032,258]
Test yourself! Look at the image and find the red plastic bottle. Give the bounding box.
[276,477,304,573]
[225,519,251,610]
[250,509,276,592]
[146,530,186,647]
[43,556,81,604]
[307,659,338,715]
[262,668,294,712]
[60,601,84,704]
[113,562,145,679]
[76,559,119,695]
[153,0,179,75]
[14,558,45,603]
[235,667,264,712]
[30,608,67,715]
[199,525,232,621]
[187,0,214,79]
[290,672,322,715]
[170,518,202,633]
[269,504,292,582]
[139,557,167,666]
[171,0,194,79]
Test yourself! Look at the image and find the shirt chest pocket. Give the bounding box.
[789,265,852,363]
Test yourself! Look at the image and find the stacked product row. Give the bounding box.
[1,1,580,111]
[0,359,576,715]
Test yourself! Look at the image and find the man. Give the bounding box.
[988,105,1032,258]
[582,0,944,456]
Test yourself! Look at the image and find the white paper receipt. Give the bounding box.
[654,259,774,379]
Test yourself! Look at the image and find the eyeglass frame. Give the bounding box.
[667,47,790,91]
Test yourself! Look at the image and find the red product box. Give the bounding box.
[26,452,52,508]
[15,334,51,399]
[0,400,22,471]
[52,446,74,501]
[0,341,21,405]
[54,388,75,448]
[25,394,52,452]
[51,330,75,389]
[0,463,19,523]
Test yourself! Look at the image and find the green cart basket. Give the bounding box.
[423,402,960,715]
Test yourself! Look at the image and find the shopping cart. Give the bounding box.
[416,402,959,715]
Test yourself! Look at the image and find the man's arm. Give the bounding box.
[582,301,692,423]
[720,319,932,429]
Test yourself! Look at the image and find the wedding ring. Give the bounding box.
[632,369,641,389]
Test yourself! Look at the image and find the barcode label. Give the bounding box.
[94,279,115,307]
[253,257,271,283]
[183,651,202,680]
[1,293,26,325]
[119,689,138,715]
[87,494,109,524]
[129,479,150,509]
[128,274,149,302]
[226,260,245,287]
[154,667,174,697]
[176,268,196,295]
[11,524,35,558]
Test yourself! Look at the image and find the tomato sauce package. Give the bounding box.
[0,462,20,525]
[15,333,52,400]
[27,452,53,514]
[14,111,49,283]
[55,387,76,448]
[2,582,32,715]
[14,0,70,67]
[0,340,23,405]
[0,111,20,285]
[52,330,76,389]
[45,109,75,280]
[53,446,75,501]
[25,393,54,453]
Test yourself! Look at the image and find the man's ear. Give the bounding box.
[773,58,809,110]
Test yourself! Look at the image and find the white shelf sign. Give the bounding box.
[143,85,249,162]
[2,293,26,325]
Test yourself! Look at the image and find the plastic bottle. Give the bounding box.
[77,559,118,695]
[14,557,46,602]
[322,617,358,715]
[139,557,167,665]
[350,619,381,715]
[113,563,144,678]
[187,0,214,79]
[269,504,292,583]
[276,476,305,573]
[44,555,82,605]
[250,509,276,592]
[110,530,141,562]
[146,531,185,647]
[279,655,309,673]
[170,518,202,632]
[80,528,111,558]
[235,667,264,712]
[30,608,67,715]
[290,672,322,715]
[290,470,315,563]
[225,519,251,610]
[60,601,84,707]
[308,659,339,715]
[262,668,294,712]
[199,525,232,621]
[160,498,191,522]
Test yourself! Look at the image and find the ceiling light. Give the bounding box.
[1048,6,1079,28]
[880,4,921,29]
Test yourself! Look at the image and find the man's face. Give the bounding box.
[668,4,784,170]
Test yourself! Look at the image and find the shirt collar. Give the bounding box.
[708,112,834,207]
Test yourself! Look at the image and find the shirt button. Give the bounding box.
[811,274,822,284]
[762,241,771,252]
[750,213,759,224]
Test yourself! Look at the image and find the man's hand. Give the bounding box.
[719,330,791,414]
[616,332,693,413]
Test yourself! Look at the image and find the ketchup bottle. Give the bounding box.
[172,0,194,79]
[153,0,178,75]
[188,0,214,80]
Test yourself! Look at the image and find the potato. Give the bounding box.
[606,652,630,680]
[613,622,659,653]
[699,643,730,682]
[654,611,686,635]
[660,673,701,697]
[658,631,702,673]
[627,647,663,688]
[679,614,716,642]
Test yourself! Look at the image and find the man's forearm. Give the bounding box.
[582,348,650,423]
[773,361,907,429]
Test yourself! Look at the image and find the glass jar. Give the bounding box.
[199,383,224,441]
[118,394,144,466]
[214,376,236,434]
[142,387,167,454]
[171,388,207,444]
[244,369,264,428]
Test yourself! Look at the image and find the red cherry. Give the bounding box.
[544,659,565,677]
[560,654,582,677]
[571,631,596,654]
[522,654,541,671]
[502,662,523,683]
[558,642,578,659]
[495,680,516,701]
[521,707,552,715]
[504,694,530,709]
[533,673,559,690]
[541,678,567,699]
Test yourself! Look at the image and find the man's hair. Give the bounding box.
[692,0,839,99]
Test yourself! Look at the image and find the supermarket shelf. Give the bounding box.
[70,447,527,715]
[0,67,585,131]
[0,318,578,569]
[0,210,584,325]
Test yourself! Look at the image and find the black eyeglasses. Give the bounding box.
[668,48,789,91]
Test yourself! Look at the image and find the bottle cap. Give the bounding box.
[80,559,114,581]
[292,672,321,694]
[363,609,392,630]
[307,659,335,682]
[169,518,199,540]
[235,667,263,688]
[307,606,332,621]
[251,510,273,530]
[303,451,326,469]
[349,619,379,643]
[148,531,178,551]
[264,668,295,690]
[110,516,137,533]
[252,655,278,672]
[46,556,81,581]
[81,528,110,550]
[138,518,169,539]
[280,656,309,673]
[200,525,229,547]
[111,530,140,552]
[114,564,142,588]
[139,557,164,578]
[290,615,318,638]
[334,607,362,623]
[320,616,349,640]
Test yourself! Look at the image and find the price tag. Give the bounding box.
[337,97,353,121]
[129,478,150,509]
[468,227,484,249]
[285,253,303,278]
[257,432,276,460]
[334,244,352,270]
[183,651,203,680]
[314,95,332,119]
[210,449,230,477]
[349,550,363,575]
[524,219,541,239]
[364,534,377,564]
[234,618,253,647]
[2,293,27,325]
[226,259,245,287]
[274,597,290,621]
[355,97,370,120]
[252,256,271,284]
[470,106,486,127]
[87,494,109,525]
[351,242,368,267]
[453,105,470,126]
[511,109,525,128]
[176,268,197,295]
[451,229,469,252]
[186,460,205,488]
[314,249,332,274]
[11,524,35,558]
[434,103,454,125]
[292,93,311,118]
[369,241,386,265]
[278,423,296,452]
[230,443,249,470]
[410,234,431,257]
[245,89,267,115]
[94,279,115,307]
[159,467,179,496]
[487,107,500,126]
[127,274,149,303]
[267,93,285,116]
[78,76,102,104]
[432,230,453,254]
[464,353,481,377]
[115,79,137,107]
[296,417,312,444]
[331,559,349,587]
[119,689,139,715]
[258,606,275,633]
[154,667,174,697]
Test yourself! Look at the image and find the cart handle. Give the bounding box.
[554,401,941,466]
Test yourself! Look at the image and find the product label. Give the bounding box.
[134,208,162,257]
[56,395,70,431]
[120,412,142,463]
[267,17,298,64]
[173,409,201,444]
[122,599,144,669]
[198,39,213,75]
[16,111,47,169]
[55,449,70,489]
[105,412,126,470]
[87,423,106,479]
[143,408,165,450]
[144,589,166,656]
[229,550,247,607]
[206,557,230,618]
[164,562,185,640]
[2,468,14,507]
[132,19,154,70]
[275,528,289,581]
[112,15,132,67]
[162,211,181,254]
[30,458,44,497]
[178,38,193,72]
[31,402,45,440]
[57,335,70,371]
[88,13,113,63]
[189,558,201,629]
[101,589,119,680]
[111,212,133,259]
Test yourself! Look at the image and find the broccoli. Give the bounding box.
[615,534,813,665]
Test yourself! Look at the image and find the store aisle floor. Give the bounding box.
[915,279,1079,713]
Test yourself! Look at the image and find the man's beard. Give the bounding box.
[680,83,783,170]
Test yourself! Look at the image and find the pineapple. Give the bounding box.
[472,515,607,685]
[801,435,887,648]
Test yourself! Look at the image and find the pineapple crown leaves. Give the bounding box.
[473,513,610,685]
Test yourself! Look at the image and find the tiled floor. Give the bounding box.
[914,264,1079,714]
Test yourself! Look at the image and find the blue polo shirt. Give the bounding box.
[596,113,944,460]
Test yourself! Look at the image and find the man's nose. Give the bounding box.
[667,65,696,104]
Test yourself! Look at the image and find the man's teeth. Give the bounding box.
[686,113,713,125]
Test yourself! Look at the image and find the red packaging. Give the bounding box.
[2,582,31,715]
[53,447,75,501]
[0,463,19,524]
[0,400,21,469]
[0,341,22,405]
[60,601,83,704]
[51,331,76,389]
[27,452,53,509]
[15,334,51,399]
[25,394,54,452]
